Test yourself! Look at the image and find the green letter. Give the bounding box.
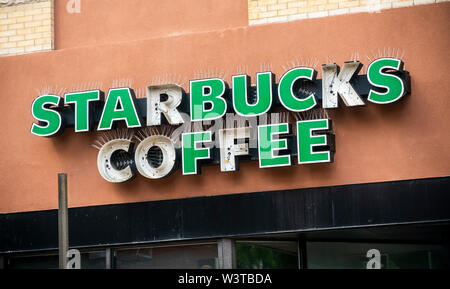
[98,88,142,131]
[367,58,406,104]
[190,78,227,121]
[258,123,291,168]
[65,90,102,132]
[182,131,212,175]
[278,67,317,112]
[31,95,63,137]
[297,119,332,164]
[232,72,272,117]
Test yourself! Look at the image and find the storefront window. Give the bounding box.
[307,242,446,269]
[7,250,107,269]
[80,251,106,269]
[114,243,218,269]
[8,254,58,269]
[236,241,298,269]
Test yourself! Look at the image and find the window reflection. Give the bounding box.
[80,251,106,269]
[236,241,298,269]
[8,250,106,269]
[8,254,58,269]
[307,242,446,269]
[114,244,218,269]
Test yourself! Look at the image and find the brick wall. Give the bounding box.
[0,0,446,55]
[0,0,53,56]
[248,0,449,25]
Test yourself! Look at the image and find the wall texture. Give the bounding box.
[53,0,249,50]
[1,0,447,55]
[0,0,52,56]
[0,0,48,6]
[248,0,450,24]
[0,3,449,213]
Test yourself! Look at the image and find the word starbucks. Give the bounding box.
[30,58,410,182]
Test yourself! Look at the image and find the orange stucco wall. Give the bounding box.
[0,3,449,213]
[54,0,249,50]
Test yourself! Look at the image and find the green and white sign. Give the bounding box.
[30,58,410,182]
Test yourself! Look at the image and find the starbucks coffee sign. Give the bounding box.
[30,58,410,182]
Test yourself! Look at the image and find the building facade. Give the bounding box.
[0,0,449,269]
